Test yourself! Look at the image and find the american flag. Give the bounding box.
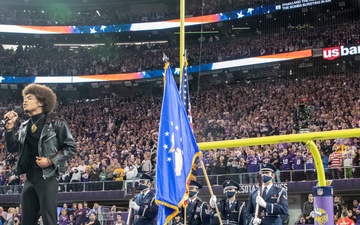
[179,59,193,127]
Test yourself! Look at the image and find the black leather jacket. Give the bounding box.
[5,115,77,179]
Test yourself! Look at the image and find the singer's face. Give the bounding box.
[23,94,43,115]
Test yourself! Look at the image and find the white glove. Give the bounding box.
[129,201,140,211]
[209,195,217,208]
[253,217,262,225]
[256,196,267,208]
[310,211,314,218]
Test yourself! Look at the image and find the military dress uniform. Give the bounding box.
[244,164,288,225]
[180,198,210,225]
[210,199,246,225]
[210,180,246,225]
[133,174,158,225]
[133,191,158,225]
[180,180,210,225]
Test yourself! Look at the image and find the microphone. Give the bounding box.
[1,107,24,125]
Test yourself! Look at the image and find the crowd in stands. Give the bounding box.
[0,18,359,76]
[0,202,126,225]
[2,195,360,224]
[0,0,292,26]
[0,70,360,191]
[0,70,360,223]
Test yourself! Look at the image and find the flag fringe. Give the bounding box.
[155,151,200,225]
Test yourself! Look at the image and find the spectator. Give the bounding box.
[321,140,333,157]
[337,209,355,225]
[60,167,72,192]
[70,168,82,192]
[83,202,91,224]
[141,155,152,174]
[89,164,100,191]
[6,207,15,225]
[296,215,306,224]
[246,149,260,184]
[74,203,86,225]
[99,166,107,182]
[87,203,102,223]
[60,203,70,217]
[114,214,125,225]
[270,151,281,183]
[125,165,137,190]
[59,210,69,225]
[0,207,8,224]
[351,200,359,223]
[353,149,360,178]
[292,150,305,182]
[349,210,357,224]
[280,149,292,182]
[14,207,20,224]
[113,163,125,190]
[69,203,78,217]
[320,150,329,180]
[304,152,315,181]
[355,201,360,225]
[342,145,355,178]
[77,161,87,174]
[238,157,247,184]
[303,194,314,224]
[86,213,100,225]
[68,214,75,225]
[228,158,240,181]
[334,196,345,223]
[329,148,343,180]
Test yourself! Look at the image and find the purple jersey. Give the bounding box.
[293,156,305,171]
[280,154,292,170]
[59,215,69,225]
[305,157,315,171]
[261,156,272,164]
[0,174,6,186]
[247,155,260,172]
[259,123,270,135]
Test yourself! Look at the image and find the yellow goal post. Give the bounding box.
[197,128,360,186]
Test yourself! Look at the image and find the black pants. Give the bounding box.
[22,169,59,225]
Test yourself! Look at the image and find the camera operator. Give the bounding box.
[293,101,313,133]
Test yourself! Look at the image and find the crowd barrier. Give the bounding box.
[0,165,358,194]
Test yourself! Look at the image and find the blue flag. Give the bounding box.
[155,63,200,225]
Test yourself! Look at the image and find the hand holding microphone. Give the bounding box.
[2,107,23,131]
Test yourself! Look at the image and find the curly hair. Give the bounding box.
[22,83,57,113]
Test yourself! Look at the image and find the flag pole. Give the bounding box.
[179,0,185,82]
[184,205,187,225]
[199,152,223,225]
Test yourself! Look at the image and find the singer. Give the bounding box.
[244,163,288,225]
[4,83,77,225]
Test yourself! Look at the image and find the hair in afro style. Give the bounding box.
[22,83,57,114]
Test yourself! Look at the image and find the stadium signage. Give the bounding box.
[237,183,288,194]
[322,45,360,60]
[281,0,331,10]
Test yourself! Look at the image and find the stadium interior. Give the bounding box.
[0,0,360,224]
